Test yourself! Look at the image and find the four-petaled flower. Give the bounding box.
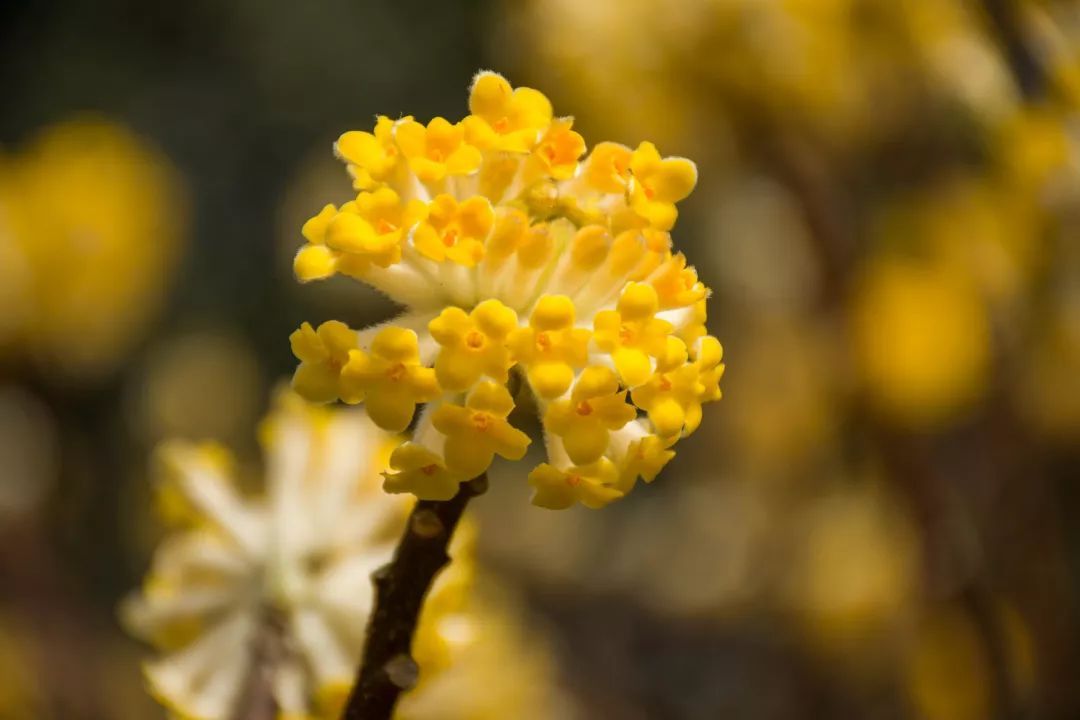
[394,117,483,184]
[339,327,440,432]
[429,300,519,391]
[544,366,637,465]
[413,194,494,266]
[628,141,698,231]
[337,115,404,190]
[432,381,531,478]
[593,282,673,387]
[289,320,359,403]
[529,459,624,510]
[463,72,553,153]
[383,441,465,501]
[508,295,591,399]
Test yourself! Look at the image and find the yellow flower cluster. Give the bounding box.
[123,392,561,719]
[290,72,723,509]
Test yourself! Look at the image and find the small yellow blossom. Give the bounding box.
[529,459,624,510]
[336,115,404,190]
[631,361,706,438]
[413,194,494,266]
[508,295,591,399]
[581,141,633,193]
[326,188,426,271]
[431,381,531,477]
[383,442,465,501]
[339,327,440,432]
[593,282,673,387]
[394,117,483,184]
[528,118,586,181]
[464,71,553,152]
[543,367,636,465]
[616,433,677,492]
[628,141,698,231]
[429,300,518,391]
[289,321,359,403]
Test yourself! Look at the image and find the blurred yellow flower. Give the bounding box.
[851,259,991,428]
[0,118,186,379]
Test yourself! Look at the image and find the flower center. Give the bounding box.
[429,148,445,162]
[470,412,492,431]
[575,400,593,416]
[376,218,398,235]
[387,362,407,382]
[619,324,636,344]
[442,228,459,247]
[658,374,672,392]
[644,184,656,200]
[566,474,582,487]
[465,330,485,350]
[421,464,438,476]
[536,331,552,351]
[493,117,510,133]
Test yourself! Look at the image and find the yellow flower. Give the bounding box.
[593,282,673,387]
[340,327,441,432]
[851,260,989,427]
[413,194,494,266]
[528,458,624,510]
[616,433,676,492]
[431,381,531,477]
[581,141,633,194]
[336,115,404,190]
[0,118,185,378]
[325,188,426,272]
[394,117,483,184]
[383,442,465,501]
[429,300,518,391]
[650,252,708,310]
[289,321,359,403]
[631,360,706,438]
[529,117,586,181]
[628,141,698,231]
[463,71,553,153]
[508,295,591,399]
[543,366,636,465]
[290,71,722,504]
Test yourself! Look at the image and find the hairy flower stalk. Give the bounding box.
[290,71,724,719]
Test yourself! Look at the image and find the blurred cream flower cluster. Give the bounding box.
[0,118,185,379]
[289,71,723,509]
[124,392,563,719]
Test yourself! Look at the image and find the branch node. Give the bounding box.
[383,654,420,691]
[410,508,445,539]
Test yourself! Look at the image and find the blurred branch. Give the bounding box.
[341,474,487,720]
[982,0,1047,101]
[232,609,286,720]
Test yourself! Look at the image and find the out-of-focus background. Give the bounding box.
[1,0,1079,717]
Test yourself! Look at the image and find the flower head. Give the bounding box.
[290,71,723,508]
[123,393,561,719]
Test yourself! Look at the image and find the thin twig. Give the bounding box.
[341,473,487,720]
[232,608,286,720]
[982,0,1047,101]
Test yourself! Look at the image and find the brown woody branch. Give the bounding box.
[341,473,487,720]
